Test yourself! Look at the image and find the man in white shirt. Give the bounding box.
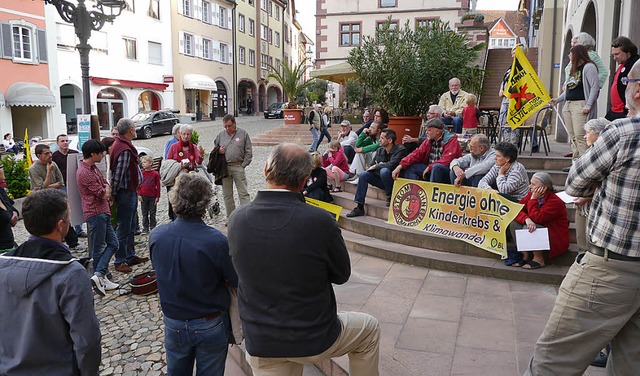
[337,120,358,163]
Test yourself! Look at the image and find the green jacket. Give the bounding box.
[355,131,380,154]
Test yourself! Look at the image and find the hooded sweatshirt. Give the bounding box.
[0,237,101,375]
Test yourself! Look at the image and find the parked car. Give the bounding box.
[132,110,179,139]
[264,102,285,119]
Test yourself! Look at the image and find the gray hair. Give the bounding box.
[573,32,596,50]
[265,143,312,189]
[169,173,213,219]
[179,123,194,133]
[115,118,134,135]
[429,104,443,116]
[583,118,610,135]
[449,77,461,86]
[172,123,182,136]
[472,134,491,150]
[532,172,554,191]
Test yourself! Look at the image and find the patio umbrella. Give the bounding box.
[310,61,358,84]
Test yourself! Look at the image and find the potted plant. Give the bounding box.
[347,19,484,137]
[268,60,314,124]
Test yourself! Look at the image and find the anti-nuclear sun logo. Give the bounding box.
[391,182,428,227]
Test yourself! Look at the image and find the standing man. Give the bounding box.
[77,139,119,296]
[347,129,407,217]
[438,77,469,134]
[52,134,86,237]
[525,60,640,375]
[110,118,148,273]
[215,114,252,217]
[228,143,380,375]
[0,189,101,375]
[449,134,495,187]
[606,36,639,120]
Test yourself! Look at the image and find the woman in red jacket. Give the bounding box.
[511,172,569,269]
[322,141,350,192]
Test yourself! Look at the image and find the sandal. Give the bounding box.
[332,187,342,192]
[523,260,545,270]
[510,259,528,267]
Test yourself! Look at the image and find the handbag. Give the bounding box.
[227,286,244,345]
[129,271,158,296]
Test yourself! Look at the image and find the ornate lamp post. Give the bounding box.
[45,0,126,117]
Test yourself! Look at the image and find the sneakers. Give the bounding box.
[77,231,88,238]
[128,255,150,266]
[347,172,358,182]
[90,275,106,296]
[386,196,391,207]
[115,263,133,273]
[562,166,571,172]
[101,276,119,291]
[346,207,365,218]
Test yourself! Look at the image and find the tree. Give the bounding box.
[344,78,366,107]
[268,60,314,108]
[303,79,328,105]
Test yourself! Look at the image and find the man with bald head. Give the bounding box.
[228,143,380,376]
[525,60,640,376]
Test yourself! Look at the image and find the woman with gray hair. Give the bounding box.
[510,172,570,269]
[150,172,238,375]
[565,32,608,88]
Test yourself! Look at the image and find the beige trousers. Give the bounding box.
[222,164,250,217]
[561,100,588,158]
[246,311,380,376]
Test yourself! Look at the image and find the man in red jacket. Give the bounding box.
[392,118,462,183]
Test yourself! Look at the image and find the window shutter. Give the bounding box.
[177,0,184,15]
[194,0,202,20]
[178,31,185,54]
[195,35,202,58]
[37,29,48,63]
[228,46,233,64]
[213,40,221,62]
[227,9,232,30]
[1,23,13,59]
[213,4,220,26]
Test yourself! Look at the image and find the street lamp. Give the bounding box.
[45,0,126,123]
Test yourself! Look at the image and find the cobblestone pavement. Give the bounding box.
[11,115,295,375]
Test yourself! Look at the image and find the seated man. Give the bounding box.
[402,105,444,153]
[347,129,408,217]
[449,134,496,187]
[338,120,358,163]
[392,118,462,183]
[350,121,386,176]
[438,77,469,134]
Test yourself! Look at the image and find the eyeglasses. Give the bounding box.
[621,77,640,85]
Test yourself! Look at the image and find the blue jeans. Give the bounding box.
[318,127,332,145]
[86,213,118,276]
[442,116,463,134]
[354,168,394,204]
[114,189,138,266]
[404,163,450,183]
[343,145,356,164]
[164,314,229,376]
[309,128,320,151]
[430,164,451,184]
[449,170,483,187]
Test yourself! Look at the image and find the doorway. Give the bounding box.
[97,88,125,130]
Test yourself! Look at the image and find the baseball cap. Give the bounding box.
[340,120,351,127]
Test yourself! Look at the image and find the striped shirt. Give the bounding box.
[76,161,111,220]
[566,116,640,256]
[478,161,530,201]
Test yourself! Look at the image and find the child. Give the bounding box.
[302,152,332,202]
[322,140,350,192]
[138,155,160,234]
[462,93,481,136]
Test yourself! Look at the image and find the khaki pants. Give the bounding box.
[247,312,380,376]
[561,100,588,158]
[222,164,250,217]
[525,252,640,376]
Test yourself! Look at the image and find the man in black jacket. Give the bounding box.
[228,143,380,376]
[606,36,639,120]
[347,129,407,217]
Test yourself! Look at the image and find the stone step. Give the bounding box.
[518,155,572,170]
[526,169,569,187]
[340,229,570,285]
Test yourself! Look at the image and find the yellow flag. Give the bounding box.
[505,46,551,129]
[24,128,32,168]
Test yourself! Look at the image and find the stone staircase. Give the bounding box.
[252,123,344,146]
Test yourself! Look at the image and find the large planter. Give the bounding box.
[388,115,423,138]
[283,108,303,124]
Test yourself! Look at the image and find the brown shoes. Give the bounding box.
[128,256,150,266]
[115,263,133,273]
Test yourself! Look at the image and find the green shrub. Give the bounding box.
[1,155,30,199]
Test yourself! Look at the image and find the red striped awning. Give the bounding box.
[90,76,168,91]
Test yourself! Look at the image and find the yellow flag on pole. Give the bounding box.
[505,46,551,129]
[24,128,33,168]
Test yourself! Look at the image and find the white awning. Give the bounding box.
[183,74,217,90]
[5,82,56,107]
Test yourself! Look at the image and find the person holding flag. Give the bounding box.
[499,44,527,145]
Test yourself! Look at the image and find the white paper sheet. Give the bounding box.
[556,191,577,204]
[516,228,550,251]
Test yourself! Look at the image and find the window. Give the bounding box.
[376,20,398,38]
[248,0,254,6]
[239,46,246,64]
[275,58,280,72]
[340,23,361,46]
[219,7,228,29]
[203,38,212,59]
[268,0,273,15]
[274,5,279,20]
[261,53,268,69]
[220,43,228,63]
[275,31,280,47]
[268,28,272,44]
[202,1,211,23]
[415,18,438,30]
[148,41,162,64]
[261,0,267,10]
[182,0,193,17]
[123,37,137,60]
[249,19,255,36]
[269,56,273,71]
[124,0,135,12]
[261,24,268,41]
[182,32,193,55]
[12,26,32,60]
[249,49,255,67]
[379,0,396,7]
[148,0,159,19]
[239,14,245,32]
[284,23,289,43]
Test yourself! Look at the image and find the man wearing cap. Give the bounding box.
[402,104,443,153]
[308,104,323,152]
[392,118,462,183]
[337,120,358,163]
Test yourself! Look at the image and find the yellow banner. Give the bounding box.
[305,197,343,221]
[505,45,551,130]
[387,179,523,257]
[24,128,33,168]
